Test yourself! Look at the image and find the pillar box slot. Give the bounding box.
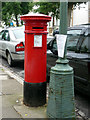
[32,27,44,30]
[21,13,51,107]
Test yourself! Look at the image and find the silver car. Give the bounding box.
[0,26,25,66]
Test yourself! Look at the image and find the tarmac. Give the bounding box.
[0,63,89,120]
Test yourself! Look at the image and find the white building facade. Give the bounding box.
[71,2,90,26]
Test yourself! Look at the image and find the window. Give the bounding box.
[52,40,58,55]
[67,29,82,51]
[2,31,10,41]
[53,40,57,51]
[80,36,90,53]
[0,31,4,40]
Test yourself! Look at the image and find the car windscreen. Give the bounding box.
[67,29,82,35]
[12,28,25,39]
[67,29,82,50]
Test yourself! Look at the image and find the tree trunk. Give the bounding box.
[15,14,19,27]
[52,16,55,30]
[21,20,23,25]
[68,4,73,27]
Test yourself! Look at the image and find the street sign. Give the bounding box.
[34,35,42,47]
[56,34,67,58]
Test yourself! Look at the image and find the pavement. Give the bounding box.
[0,63,89,119]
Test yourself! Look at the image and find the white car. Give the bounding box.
[0,26,54,66]
[0,27,2,32]
[0,26,25,66]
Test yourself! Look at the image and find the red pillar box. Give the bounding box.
[21,13,51,107]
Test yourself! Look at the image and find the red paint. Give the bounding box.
[21,13,51,83]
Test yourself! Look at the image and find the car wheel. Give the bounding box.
[7,52,13,66]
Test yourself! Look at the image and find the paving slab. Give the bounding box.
[14,99,47,118]
[1,71,23,118]
[1,64,47,119]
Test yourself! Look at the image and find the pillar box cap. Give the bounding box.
[20,13,51,22]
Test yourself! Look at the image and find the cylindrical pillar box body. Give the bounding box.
[21,14,51,107]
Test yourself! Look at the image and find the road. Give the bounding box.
[0,56,24,78]
[0,55,89,119]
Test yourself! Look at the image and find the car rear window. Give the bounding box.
[12,28,25,39]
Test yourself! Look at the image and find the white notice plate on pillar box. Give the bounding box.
[34,35,42,47]
[56,34,67,58]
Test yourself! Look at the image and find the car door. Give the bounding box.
[78,28,90,95]
[68,52,89,94]
[1,30,10,58]
[0,30,5,56]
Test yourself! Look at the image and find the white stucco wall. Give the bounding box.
[72,3,88,26]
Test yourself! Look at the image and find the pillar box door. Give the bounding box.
[21,13,51,107]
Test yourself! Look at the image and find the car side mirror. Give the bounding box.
[4,37,7,40]
[75,49,80,53]
[51,49,58,55]
[47,50,52,54]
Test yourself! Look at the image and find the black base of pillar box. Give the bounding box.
[24,81,46,107]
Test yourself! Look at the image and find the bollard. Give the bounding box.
[47,59,75,118]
